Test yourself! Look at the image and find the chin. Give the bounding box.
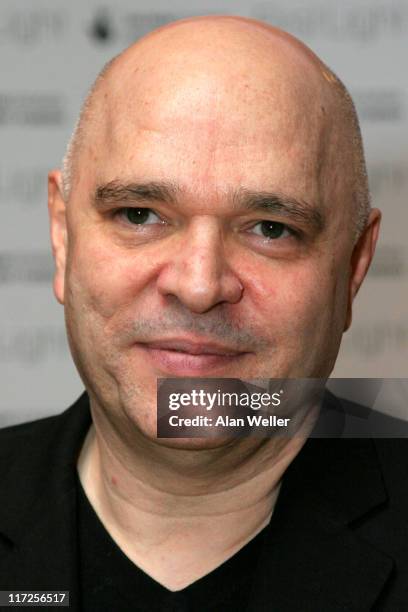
[150,435,237,451]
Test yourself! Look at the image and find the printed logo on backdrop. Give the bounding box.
[0,167,49,208]
[89,10,116,44]
[0,252,53,284]
[251,2,408,42]
[0,9,66,45]
[369,162,408,198]
[88,9,202,46]
[0,326,69,365]
[367,161,407,279]
[368,245,405,278]
[348,323,408,358]
[0,93,65,126]
[353,89,405,122]
[87,4,408,46]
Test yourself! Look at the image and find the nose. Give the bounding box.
[156,218,243,313]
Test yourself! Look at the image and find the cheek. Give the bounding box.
[250,263,315,315]
[246,259,340,339]
[67,240,156,321]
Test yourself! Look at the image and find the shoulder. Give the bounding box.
[0,411,63,443]
[322,390,408,438]
[0,392,92,469]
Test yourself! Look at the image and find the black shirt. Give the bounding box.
[76,475,269,612]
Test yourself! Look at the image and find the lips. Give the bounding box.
[143,338,243,356]
[137,337,248,375]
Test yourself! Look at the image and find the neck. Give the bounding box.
[77,400,316,590]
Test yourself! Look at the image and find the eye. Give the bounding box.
[250,221,292,239]
[120,207,162,225]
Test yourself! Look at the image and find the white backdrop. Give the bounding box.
[0,0,407,426]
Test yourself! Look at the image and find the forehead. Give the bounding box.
[100,90,326,200]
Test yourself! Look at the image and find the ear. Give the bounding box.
[48,170,67,305]
[344,208,381,331]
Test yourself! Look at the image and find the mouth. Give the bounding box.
[136,337,249,375]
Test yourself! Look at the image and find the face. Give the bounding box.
[48,44,380,443]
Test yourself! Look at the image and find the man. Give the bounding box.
[0,15,406,611]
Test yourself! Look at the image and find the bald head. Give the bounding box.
[61,16,370,239]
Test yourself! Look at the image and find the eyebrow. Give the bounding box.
[233,188,324,232]
[93,180,324,232]
[94,180,179,207]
